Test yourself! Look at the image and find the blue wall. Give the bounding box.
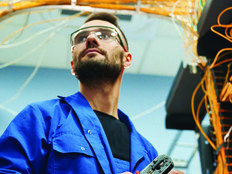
[0,65,173,132]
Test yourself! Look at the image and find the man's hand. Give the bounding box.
[169,170,184,174]
[121,170,139,174]
[121,170,184,174]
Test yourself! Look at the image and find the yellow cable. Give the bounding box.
[191,67,217,150]
[209,48,232,69]
[0,15,15,30]
[1,11,88,44]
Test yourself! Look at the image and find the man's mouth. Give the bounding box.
[82,49,103,57]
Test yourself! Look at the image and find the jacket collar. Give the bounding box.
[59,92,148,172]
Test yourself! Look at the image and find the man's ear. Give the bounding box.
[70,46,76,75]
[71,46,75,53]
[70,60,75,75]
[123,52,132,69]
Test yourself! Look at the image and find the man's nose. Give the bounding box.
[86,34,99,48]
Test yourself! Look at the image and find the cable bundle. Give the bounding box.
[192,7,232,174]
[0,0,203,18]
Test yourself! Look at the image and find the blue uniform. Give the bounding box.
[0,92,158,174]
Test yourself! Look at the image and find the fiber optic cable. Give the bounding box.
[0,15,15,30]
[0,17,68,48]
[0,0,206,67]
[1,36,50,105]
[0,36,50,69]
[1,31,56,105]
[1,12,84,105]
[0,10,85,48]
[5,13,30,44]
[191,67,217,150]
[0,104,17,116]
[1,11,87,44]
[131,101,165,121]
[0,11,86,69]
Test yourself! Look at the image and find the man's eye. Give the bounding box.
[97,32,111,40]
[76,36,87,43]
[99,34,110,39]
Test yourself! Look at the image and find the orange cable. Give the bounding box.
[191,67,217,150]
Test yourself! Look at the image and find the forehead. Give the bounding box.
[80,20,117,29]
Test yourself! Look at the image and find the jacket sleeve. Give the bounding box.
[0,104,51,174]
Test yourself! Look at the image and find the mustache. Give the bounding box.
[78,46,107,60]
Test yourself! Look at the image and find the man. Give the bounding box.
[0,12,183,174]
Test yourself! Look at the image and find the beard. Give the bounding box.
[72,54,123,88]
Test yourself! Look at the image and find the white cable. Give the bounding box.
[0,104,17,115]
[194,132,201,174]
[71,0,77,6]
[0,11,85,68]
[171,0,182,38]
[0,16,72,69]
[8,0,13,12]
[136,0,141,13]
[1,37,49,105]
[0,16,15,31]
[0,20,67,49]
[131,101,165,120]
[171,0,198,66]
[0,35,50,69]
[1,18,72,105]
[0,10,86,46]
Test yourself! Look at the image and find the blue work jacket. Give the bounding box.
[0,92,158,174]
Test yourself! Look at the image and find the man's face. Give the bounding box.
[71,20,126,87]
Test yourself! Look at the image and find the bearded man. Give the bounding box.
[0,12,183,174]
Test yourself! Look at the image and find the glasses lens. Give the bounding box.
[72,27,119,45]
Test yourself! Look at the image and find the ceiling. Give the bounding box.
[0,8,186,77]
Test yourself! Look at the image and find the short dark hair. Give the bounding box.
[85,12,129,51]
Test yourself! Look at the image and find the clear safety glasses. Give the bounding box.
[70,26,127,51]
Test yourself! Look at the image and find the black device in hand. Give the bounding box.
[139,154,174,174]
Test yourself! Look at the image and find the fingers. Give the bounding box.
[168,170,185,174]
[120,170,139,174]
